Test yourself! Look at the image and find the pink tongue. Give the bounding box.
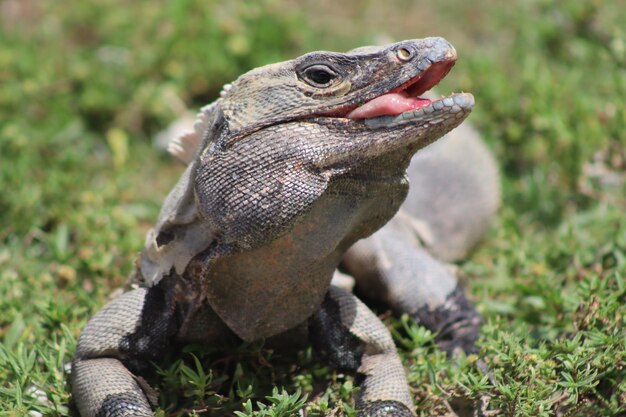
[346,91,431,119]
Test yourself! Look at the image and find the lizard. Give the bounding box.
[71,37,499,417]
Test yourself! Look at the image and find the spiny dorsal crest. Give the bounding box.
[167,101,218,165]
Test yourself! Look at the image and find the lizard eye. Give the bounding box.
[396,47,413,61]
[300,65,337,87]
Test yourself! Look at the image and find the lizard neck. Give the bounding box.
[194,151,411,341]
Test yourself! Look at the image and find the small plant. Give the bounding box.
[234,388,307,417]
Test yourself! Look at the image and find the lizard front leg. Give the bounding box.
[72,286,177,417]
[342,214,481,356]
[309,286,415,417]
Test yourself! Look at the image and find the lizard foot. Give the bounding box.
[413,286,482,356]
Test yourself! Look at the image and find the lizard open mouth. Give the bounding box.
[345,60,455,119]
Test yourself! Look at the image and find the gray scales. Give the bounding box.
[72,37,499,416]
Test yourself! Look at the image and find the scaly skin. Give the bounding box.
[72,37,498,416]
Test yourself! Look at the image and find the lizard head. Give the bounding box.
[193,37,474,250]
[219,37,472,141]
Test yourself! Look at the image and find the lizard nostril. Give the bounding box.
[155,230,175,247]
[396,47,412,61]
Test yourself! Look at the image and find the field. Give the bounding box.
[1,0,625,415]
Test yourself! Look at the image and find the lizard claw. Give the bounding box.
[412,286,482,356]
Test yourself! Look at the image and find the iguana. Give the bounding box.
[72,37,499,416]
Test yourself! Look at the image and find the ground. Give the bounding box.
[1,0,625,416]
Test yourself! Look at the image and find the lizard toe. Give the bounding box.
[412,286,482,356]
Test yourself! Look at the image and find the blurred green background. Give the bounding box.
[1,0,625,416]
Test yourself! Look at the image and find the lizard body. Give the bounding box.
[72,37,498,416]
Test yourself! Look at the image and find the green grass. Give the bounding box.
[1,0,625,416]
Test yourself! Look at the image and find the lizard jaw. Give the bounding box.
[345,60,455,119]
[361,92,474,129]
